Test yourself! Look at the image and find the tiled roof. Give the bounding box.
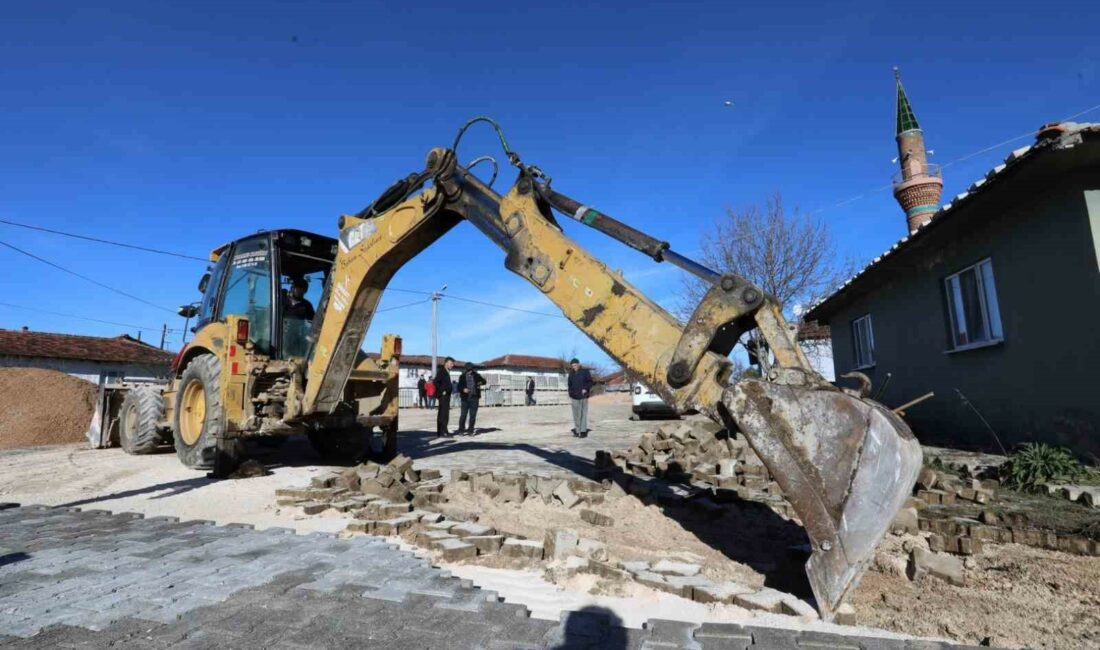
[796,321,831,341]
[0,329,173,365]
[600,370,628,384]
[806,121,1100,321]
[479,354,566,370]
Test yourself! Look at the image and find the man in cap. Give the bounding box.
[456,362,487,435]
[566,358,594,437]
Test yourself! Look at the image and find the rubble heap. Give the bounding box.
[597,420,796,518]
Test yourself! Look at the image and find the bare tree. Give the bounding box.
[680,192,851,373]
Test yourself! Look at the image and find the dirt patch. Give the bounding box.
[850,536,1100,649]
[0,368,96,449]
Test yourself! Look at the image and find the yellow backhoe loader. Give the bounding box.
[88,119,922,619]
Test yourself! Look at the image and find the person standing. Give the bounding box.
[525,376,536,406]
[417,374,427,409]
[456,362,487,435]
[567,358,594,437]
[433,357,455,437]
[425,376,436,408]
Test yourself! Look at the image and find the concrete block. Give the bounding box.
[633,570,670,591]
[732,587,785,613]
[388,454,414,475]
[404,469,420,484]
[419,468,442,481]
[501,538,544,560]
[408,510,443,523]
[310,473,338,488]
[495,480,526,503]
[564,556,589,573]
[329,500,358,513]
[908,548,965,586]
[691,581,753,604]
[778,594,818,619]
[346,520,375,534]
[575,538,607,561]
[299,501,327,515]
[434,538,476,561]
[544,529,579,560]
[651,560,701,576]
[618,560,650,574]
[834,603,857,626]
[450,469,469,482]
[579,509,613,527]
[374,516,419,536]
[466,535,505,554]
[553,482,583,509]
[664,574,715,599]
[451,522,495,538]
[416,530,457,546]
[891,507,919,535]
[428,520,458,533]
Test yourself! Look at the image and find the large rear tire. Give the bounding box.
[173,354,243,474]
[119,385,167,455]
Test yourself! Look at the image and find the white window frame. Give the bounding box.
[851,314,875,369]
[944,258,1004,353]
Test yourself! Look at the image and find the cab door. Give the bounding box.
[217,234,276,355]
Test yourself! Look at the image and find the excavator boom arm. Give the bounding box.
[302,145,922,620]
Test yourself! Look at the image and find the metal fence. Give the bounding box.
[398,387,568,408]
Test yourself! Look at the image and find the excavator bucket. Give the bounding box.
[722,379,922,621]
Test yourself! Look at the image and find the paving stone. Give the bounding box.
[587,560,631,581]
[501,539,544,560]
[544,529,579,560]
[693,622,753,649]
[552,481,582,509]
[451,522,495,538]
[733,587,786,613]
[579,509,614,527]
[433,538,477,561]
[465,535,505,554]
[618,560,650,574]
[298,501,327,515]
[692,581,753,604]
[651,559,702,576]
[908,548,965,586]
[415,530,457,546]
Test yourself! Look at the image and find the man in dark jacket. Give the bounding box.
[433,357,455,436]
[525,376,536,406]
[417,375,427,408]
[566,358,594,437]
[456,362,487,435]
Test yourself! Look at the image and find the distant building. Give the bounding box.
[599,370,631,392]
[797,321,834,382]
[805,71,1100,458]
[0,328,172,385]
[389,353,569,407]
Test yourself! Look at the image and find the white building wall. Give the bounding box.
[395,362,569,407]
[0,355,169,386]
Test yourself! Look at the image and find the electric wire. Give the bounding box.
[0,218,207,261]
[376,298,430,313]
[0,302,179,333]
[0,239,177,314]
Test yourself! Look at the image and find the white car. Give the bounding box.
[631,383,679,419]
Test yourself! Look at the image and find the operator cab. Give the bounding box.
[187,229,336,359]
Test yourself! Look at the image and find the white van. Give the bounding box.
[631,382,679,419]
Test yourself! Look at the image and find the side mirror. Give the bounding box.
[178,304,199,318]
[197,272,211,294]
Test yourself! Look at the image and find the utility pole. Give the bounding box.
[430,283,448,376]
[160,324,167,350]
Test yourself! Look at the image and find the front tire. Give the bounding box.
[173,354,242,474]
[119,385,167,454]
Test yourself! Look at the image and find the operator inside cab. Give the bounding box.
[284,276,315,320]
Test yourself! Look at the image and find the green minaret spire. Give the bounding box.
[895,67,920,135]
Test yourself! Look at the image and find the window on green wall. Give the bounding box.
[944,258,1003,351]
[852,314,875,369]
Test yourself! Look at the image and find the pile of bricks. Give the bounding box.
[275,454,445,517]
[903,466,1100,557]
[595,421,798,519]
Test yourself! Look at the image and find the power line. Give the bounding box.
[0,239,177,314]
[376,298,430,313]
[0,302,179,333]
[439,293,565,319]
[0,218,207,261]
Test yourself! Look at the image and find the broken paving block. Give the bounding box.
[310,473,338,489]
[733,587,786,613]
[434,538,477,561]
[373,515,419,536]
[553,482,583,509]
[388,454,414,475]
[618,560,650,574]
[564,556,589,573]
[834,603,857,626]
[651,560,701,577]
[419,468,442,481]
[692,581,753,604]
[408,510,443,523]
[466,535,505,554]
[778,594,819,619]
[633,571,670,591]
[587,560,630,581]
[663,575,715,599]
[428,520,458,533]
[329,500,358,513]
[404,469,420,484]
[891,507,919,534]
[275,487,312,499]
[579,509,614,527]
[495,480,526,503]
[376,502,413,518]
[501,538,544,560]
[544,529,579,560]
[575,538,607,561]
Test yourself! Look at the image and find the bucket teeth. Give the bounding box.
[723,379,923,620]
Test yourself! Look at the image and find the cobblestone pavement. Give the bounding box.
[0,504,981,649]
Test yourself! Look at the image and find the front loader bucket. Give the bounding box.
[723,379,922,621]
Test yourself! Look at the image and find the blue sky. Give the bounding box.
[2,1,1098,366]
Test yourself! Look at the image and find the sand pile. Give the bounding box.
[0,368,96,449]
